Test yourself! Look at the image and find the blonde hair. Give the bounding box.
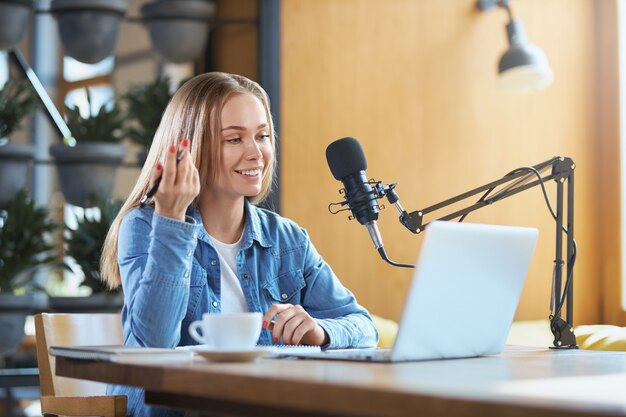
[100,72,276,289]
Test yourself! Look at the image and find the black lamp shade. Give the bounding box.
[497,20,553,94]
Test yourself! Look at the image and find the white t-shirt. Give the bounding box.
[209,233,249,313]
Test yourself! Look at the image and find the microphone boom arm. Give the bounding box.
[390,156,577,349]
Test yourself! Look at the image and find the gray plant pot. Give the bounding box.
[0,143,34,209]
[0,292,48,359]
[50,0,128,64]
[141,0,215,63]
[49,143,126,207]
[0,1,32,50]
[49,292,123,313]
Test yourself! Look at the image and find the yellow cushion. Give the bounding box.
[371,315,398,348]
[507,320,554,347]
[371,317,626,352]
[507,320,626,352]
[575,325,626,351]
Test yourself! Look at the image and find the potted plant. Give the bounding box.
[50,0,128,64]
[0,0,33,51]
[0,79,37,209]
[123,76,174,164]
[0,190,55,359]
[50,198,124,312]
[49,88,126,208]
[141,0,215,63]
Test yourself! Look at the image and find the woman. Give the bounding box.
[101,72,378,416]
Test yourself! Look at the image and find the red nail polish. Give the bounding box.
[273,337,279,344]
[169,144,176,153]
[156,162,162,170]
[182,138,189,147]
[262,321,267,329]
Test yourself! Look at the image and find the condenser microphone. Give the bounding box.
[325,137,383,250]
[326,137,414,268]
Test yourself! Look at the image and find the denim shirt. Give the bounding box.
[107,200,378,417]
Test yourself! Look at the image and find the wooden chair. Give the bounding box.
[34,313,127,417]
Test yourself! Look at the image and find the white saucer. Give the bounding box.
[185,345,270,362]
[196,349,269,362]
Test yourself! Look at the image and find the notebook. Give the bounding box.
[295,221,539,362]
[181,344,321,356]
[49,345,194,364]
[50,344,320,364]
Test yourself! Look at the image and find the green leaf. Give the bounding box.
[0,190,58,292]
[0,80,38,138]
[64,197,123,293]
[64,87,125,144]
[122,76,180,149]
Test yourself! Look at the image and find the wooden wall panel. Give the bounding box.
[280,0,602,324]
[212,0,258,80]
[596,1,624,324]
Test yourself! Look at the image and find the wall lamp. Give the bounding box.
[477,0,553,94]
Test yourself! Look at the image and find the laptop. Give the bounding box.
[299,221,538,362]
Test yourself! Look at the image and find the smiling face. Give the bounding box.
[209,92,274,202]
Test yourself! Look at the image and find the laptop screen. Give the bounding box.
[391,221,538,361]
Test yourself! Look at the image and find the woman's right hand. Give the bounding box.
[150,138,200,221]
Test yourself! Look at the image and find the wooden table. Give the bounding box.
[55,346,626,417]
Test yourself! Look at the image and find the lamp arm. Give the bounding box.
[8,48,72,142]
[397,157,566,232]
[389,156,577,349]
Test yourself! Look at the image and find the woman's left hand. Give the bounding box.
[263,304,329,346]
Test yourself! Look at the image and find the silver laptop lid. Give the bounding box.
[391,221,538,361]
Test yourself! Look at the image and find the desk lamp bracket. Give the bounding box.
[381,156,577,349]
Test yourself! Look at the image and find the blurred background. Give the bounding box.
[0,0,623,414]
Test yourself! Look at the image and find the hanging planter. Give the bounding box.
[141,0,215,63]
[50,197,124,312]
[0,0,33,51]
[0,191,55,359]
[0,79,37,208]
[0,294,33,359]
[50,0,128,64]
[50,89,126,207]
[0,144,34,209]
[0,293,48,358]
[50,143,125,207]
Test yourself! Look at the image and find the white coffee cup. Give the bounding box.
[188,312,262,351]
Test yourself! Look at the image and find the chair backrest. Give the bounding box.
[34,313,123,397]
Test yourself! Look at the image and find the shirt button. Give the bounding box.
[210,260,218,266]
[187,250,193,257]
[212,301,218,308]
[281,293,288,300]
[242,273,249,279]
[184,271,189,278]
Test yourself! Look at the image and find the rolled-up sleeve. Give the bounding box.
[118,209,201,348]
[298,229,379,349]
